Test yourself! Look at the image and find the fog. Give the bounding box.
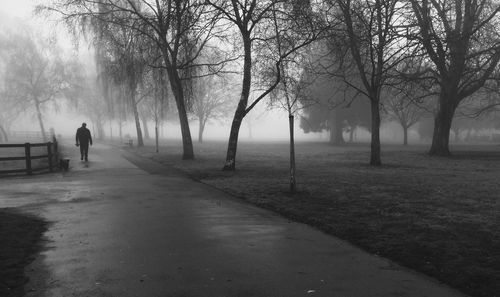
[2,3,500,297]
[5,103,426,144]
[1,1,499,149]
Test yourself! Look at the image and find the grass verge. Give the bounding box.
[0,208,48,297]
[132,140,500,297]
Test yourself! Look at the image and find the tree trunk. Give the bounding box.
[155,125,159,153]
[328,110,345,145]
[289,115,296,194]
[142,117,150,139]
[161,48,194,160]
[172,82,194,159]
[224,103,246,171]
[223,34,252,171]
[329,125,345,144]
[198,119,205,143]
[465,129,472,142]
[119,121,123,142]
[95,117,105,140]
[0,125,8,142]
[370,99,382,166]
[131,93,144,147]
[403,125,408,146]
[34,99,47,142]
[452,128,460,142]
[429,97,456,156]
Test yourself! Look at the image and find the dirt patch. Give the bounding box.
[0,208,48,297]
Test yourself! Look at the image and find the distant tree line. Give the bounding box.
[1,0,499,174]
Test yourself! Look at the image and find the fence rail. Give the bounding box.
[0,141,58,175]
[9,130,46,138]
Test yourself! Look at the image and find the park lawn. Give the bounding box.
[0,208,47,297]
[133,140,500,297]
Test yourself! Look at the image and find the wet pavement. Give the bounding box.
[1,143,466,297]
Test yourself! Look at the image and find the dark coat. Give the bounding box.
[76,127,92,145]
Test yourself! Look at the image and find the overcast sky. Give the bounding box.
[1,0,33,18]
[0,0,359,141]
[0,0,331,140]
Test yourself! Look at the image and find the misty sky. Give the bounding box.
[1,0,36,19]
[0,1,320,141]
[0,0,411,142]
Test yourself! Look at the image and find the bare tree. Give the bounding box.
[44,0,222,159]
[0,60,14,142]
[139,65,170,152]
[206,0,324,170]
[191,74,235,143]
[266,4,320,193]
[99,22,148,146]
[326,0,411,165]
[269,66,311,193]
[409,0,500,156]
[2,33,73,141]
[384,61,432,146]
[384,90,426,145]
[0,94,14,141]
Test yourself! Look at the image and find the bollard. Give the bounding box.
[60,158,70,171]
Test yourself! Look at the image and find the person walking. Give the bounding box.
[75,122,93,161]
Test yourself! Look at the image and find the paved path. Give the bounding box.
[1,143,466,297]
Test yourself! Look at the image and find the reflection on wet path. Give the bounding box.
[1,143,465,297]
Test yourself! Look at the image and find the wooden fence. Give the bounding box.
[8,131,47,141]
[0,141,58,175]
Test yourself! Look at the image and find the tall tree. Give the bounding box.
[152,67,169,152]
[98,21,148,146]
[409,0,500,155]
[327,0,410,165]
[45,0,220,159]
[2,33,72,141]
[138,62,170,152]
[267,5,316,193]
[206,0,324,170]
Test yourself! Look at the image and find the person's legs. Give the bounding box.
[81,143,89,161]
[79,145,84,160]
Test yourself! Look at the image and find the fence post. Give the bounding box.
[47,142,53,172]
[53,139,58,167]
[53,138,58,156]
[25,143,32,175]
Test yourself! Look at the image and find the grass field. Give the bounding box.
[133,139,500,297]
